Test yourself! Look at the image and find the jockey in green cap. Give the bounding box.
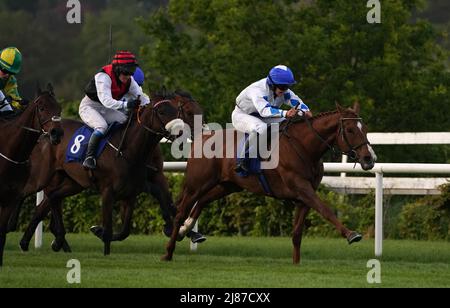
[0,47,25,115]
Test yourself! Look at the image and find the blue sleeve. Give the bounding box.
[284,90,310,111]
[254,95,286,118]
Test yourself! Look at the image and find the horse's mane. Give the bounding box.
[307,108,358,121]
[174,89,194,100]
[310,110,339,120]
[0,92,53,123]
[152,88,195,101]
[283,108,358,126]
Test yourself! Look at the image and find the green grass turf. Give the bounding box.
[0,233,449,288]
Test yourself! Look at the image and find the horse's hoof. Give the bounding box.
[90,225,103,239]
[161,254,172,261]
[163,224,173,238]
[103,245,111,256]
[190,232,207,244]
[51,240,62,252]
[347,231,363,244]
[19,240,29,252]
[62,240,72,253]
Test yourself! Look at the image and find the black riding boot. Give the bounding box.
[235,132,258,173]
[82,132,103,169]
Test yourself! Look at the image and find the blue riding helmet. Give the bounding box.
[267,65,297,86]
[133,67,145,86]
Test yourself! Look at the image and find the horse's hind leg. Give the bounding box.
[49,177,83,252]
[20,174,83,252]
[291,201,310,265]
[162,184,231,261]
[161,186,204,261]
[179,184,233,239]
[0,202,18,266]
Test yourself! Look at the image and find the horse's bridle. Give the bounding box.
[282,114,370,162]
[137,99,178,141]
[0,93,61,165]
[338,117,371,160]
[22,94,62,136]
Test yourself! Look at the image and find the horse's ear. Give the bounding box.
[352,101,360,115]
[47,83,54,96]
[36,82,42,96]
[335,101,344,113]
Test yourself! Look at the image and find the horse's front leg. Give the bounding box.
[7,198,24,232]
[0,201,18,266]
[90,197,136,242]
[46,176,83,253]
[101,188,114,256]
[49,199,72,253]
[112,197,136,241]
[294,182,361,243]
[20,195,52,252]
[146,170,176,237]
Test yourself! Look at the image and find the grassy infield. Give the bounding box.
[0,232,449,288]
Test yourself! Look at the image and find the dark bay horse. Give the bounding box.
[74,91,205,245]
[162,103,377,264]
[0,85,63,266]
[10,91,204,250]
[18,94,187,255]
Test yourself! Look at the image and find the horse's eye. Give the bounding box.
[39,106,45,112]
[158,109,165,115]
[346,128,355,134]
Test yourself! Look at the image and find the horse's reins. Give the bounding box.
[115,96,141,157]
[282,113,370,164]
[0,94,61,165]
[137,99,176,141]
[108,98,184,156]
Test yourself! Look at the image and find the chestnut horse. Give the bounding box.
[162,103,377,264]
[18,94,185,255]
[0,84,63,266]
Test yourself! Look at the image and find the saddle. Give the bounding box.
[65,123,122,163]
[0,110,21,120]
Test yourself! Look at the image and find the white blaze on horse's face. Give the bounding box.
[358,120,377,162]
[357,121,363,132]
[368,144,377,162]
[165,119,185,135]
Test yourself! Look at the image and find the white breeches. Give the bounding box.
[231,107,284,135]
[79,96,127,135]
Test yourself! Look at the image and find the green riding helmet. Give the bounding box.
[0,47,22,75]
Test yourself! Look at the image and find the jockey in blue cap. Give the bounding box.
[232,65,313,173]
[123,66,150,104]
[133,67,145,87]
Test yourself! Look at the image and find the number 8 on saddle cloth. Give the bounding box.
[65,122,122,164]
